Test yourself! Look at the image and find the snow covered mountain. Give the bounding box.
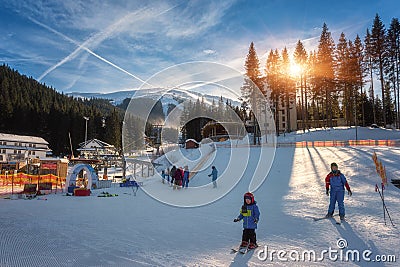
[67,88,241,110]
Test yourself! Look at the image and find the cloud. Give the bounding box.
[203,49,217,55]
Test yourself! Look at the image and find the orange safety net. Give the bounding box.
[0,173,66,195]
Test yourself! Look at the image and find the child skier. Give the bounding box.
[233,192,260,250]
[325,162,352,220]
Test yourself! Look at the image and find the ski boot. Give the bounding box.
[248,243,258,250]
[239,241,249,248]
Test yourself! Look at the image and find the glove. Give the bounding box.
[233,218,240,222]
[326,189,329,196]
[348,190,352,196]
[254,218,258,224]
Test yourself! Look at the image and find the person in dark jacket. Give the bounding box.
[170,166,177,186]
[234,192,260,249]
[173,167,183,190]
[325,162,352,220]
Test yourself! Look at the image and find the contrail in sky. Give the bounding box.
[31,17,148,85]
[31,3,181,86]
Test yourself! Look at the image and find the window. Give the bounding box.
[32,151,35,155]
[18,150,21,154]
[282,116,286,122]
[15,143,18,146]
[2,149,6,153]
[14,150,17,154]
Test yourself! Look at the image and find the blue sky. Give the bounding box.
[1,0,399,94]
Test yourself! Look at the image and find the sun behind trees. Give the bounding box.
[241,14,400,134]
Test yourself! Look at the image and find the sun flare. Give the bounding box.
[289,63,302,77]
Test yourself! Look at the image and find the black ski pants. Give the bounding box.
[242,229,256,244]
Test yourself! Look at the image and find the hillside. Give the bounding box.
[0,65,123,155]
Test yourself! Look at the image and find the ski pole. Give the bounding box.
[375,184,395,227]
[382,183,386,225]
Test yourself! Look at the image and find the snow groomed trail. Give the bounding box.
[0,146,399,266]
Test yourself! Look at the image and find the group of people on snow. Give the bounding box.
[161,165,191,189]
[161,165,219,189]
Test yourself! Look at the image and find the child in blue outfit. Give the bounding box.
[234,192,260,249]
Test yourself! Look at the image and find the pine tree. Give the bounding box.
[365,29,377,124]
[316,23,336,127]
[387,18,400,128]
[241,42,263,144]
[352,35,366,127]
[336,32,353,125]
[294,40,308,130]
[370,14,388,126]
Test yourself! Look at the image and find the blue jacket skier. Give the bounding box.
[208,166,218,188]
[325,162,352,220]
[234,192,260,249]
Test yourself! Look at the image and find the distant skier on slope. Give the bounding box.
[325,162,352,220]
[208,166,218,188]
[233,192,260,250]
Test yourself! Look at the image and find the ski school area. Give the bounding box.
[0,127,399,266]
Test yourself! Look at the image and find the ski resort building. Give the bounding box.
[0,133,51,164]
[77,139,118,158]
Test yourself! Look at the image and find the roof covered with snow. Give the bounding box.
[0,133,49,144]
[77,138,115,149]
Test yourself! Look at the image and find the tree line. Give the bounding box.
[0,64,123,156]
[241,14,400,133]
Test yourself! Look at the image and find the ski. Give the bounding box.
[312,214,339,221]
[231,244,258,254]
[239,246,248,254]
[231,246,248,254]
[312,214,345,225]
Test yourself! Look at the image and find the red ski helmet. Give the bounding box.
[244,192,255,204]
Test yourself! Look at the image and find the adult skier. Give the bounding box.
[325,162,352,220]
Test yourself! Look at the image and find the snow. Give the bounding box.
[1,127,399,266]
[0,132,49,144]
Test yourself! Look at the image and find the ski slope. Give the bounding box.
[0,127,399,266]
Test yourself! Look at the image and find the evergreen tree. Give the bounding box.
[365,29,377,124]
[240,42,263,144]
[387,18,400,127]
[370,14,388,126]
[294,40,308,130]
[316,23,336,127]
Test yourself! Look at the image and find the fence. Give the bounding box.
[0,173,65,195]
[285,139,400,148]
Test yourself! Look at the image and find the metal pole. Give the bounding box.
[354,87,358,141]
[83,117,89,157]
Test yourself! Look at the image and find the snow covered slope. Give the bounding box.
[0,129,399,266]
